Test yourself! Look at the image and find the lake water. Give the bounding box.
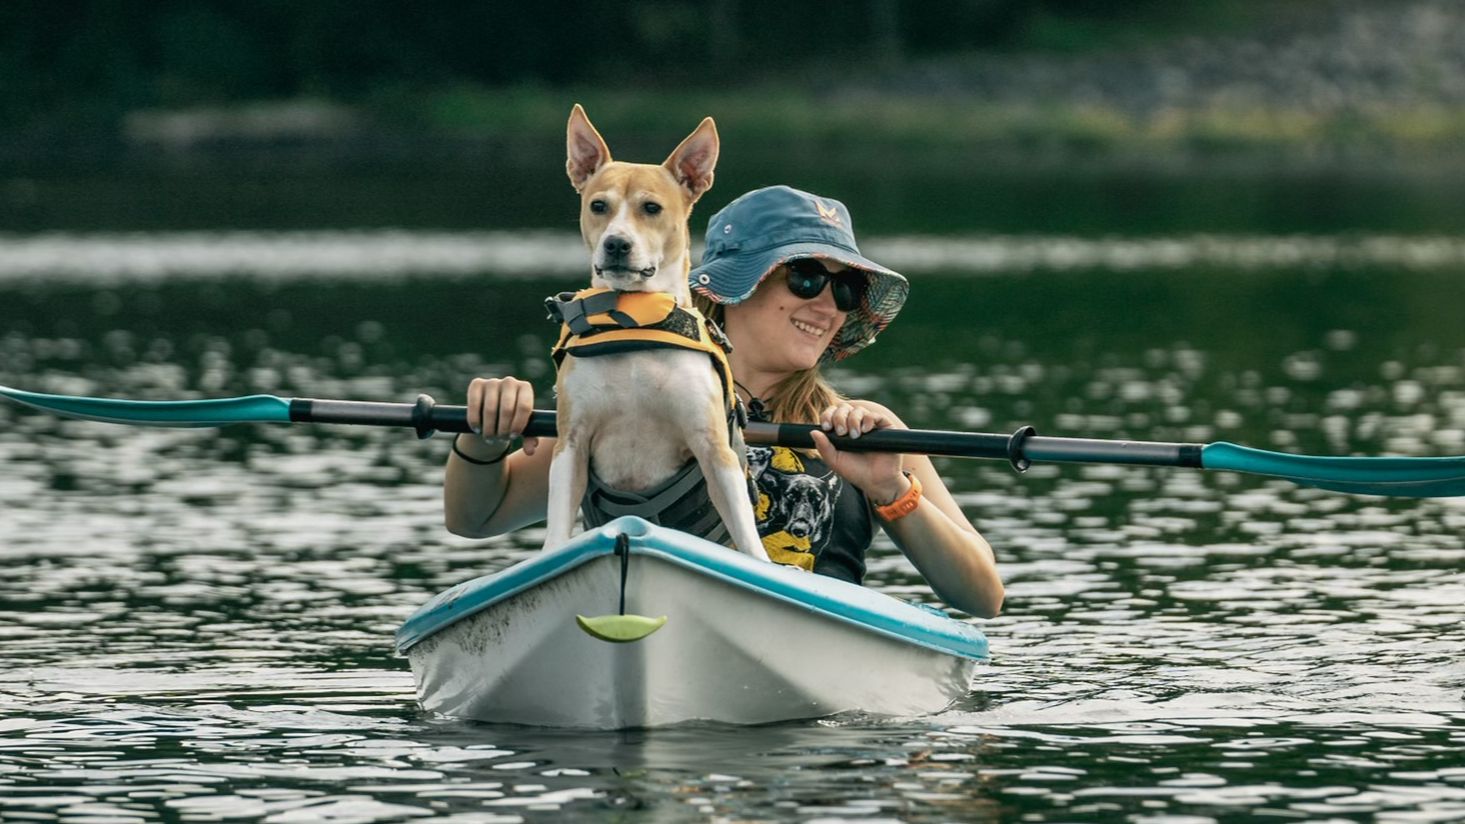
[1,232,1463,822]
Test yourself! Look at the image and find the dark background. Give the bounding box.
[1,1,1277,125]
[3,0,1462,235]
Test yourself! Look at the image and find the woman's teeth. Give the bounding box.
[792,319,827,337]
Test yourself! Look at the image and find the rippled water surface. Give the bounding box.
[2,242,1463,822]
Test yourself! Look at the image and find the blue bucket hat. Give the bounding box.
[689,185,908,362]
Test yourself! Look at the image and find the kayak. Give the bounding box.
[396,516,988,728]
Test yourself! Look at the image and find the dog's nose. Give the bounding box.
[601,235,633,259]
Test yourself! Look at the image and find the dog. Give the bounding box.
[543,104,769,562]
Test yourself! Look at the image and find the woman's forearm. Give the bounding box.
[444,432,555,537]
[443,434,514,537]
[877,458,1004,618]
[883,505,1003,618]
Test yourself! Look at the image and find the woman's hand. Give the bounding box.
[465,376,540,458]
[809,400,909,504]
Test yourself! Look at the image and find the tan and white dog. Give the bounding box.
[545,104,769,562]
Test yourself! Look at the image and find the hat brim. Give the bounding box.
[691,243,908,362]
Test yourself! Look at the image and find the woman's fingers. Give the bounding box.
[493,381,519,439]
[466,377,490,434]
[506,381,537,454]
[821,403,889,438]
[820,404,851,435]
[465,379,481,432]
[480,380,505,439]
[467,377,535,445]
[809,429,841,466]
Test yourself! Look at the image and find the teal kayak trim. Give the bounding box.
[1201,442,1465,498]
[395,516,989,661]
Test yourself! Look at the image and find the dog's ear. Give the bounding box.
[663,117,719,202]
[566,104,612,192]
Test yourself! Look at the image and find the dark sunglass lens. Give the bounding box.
[830,274,866,311]
[785,261,829,299]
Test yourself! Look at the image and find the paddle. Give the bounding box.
[3,384,1463,498]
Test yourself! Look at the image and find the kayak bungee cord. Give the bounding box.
[2,384,1463,498]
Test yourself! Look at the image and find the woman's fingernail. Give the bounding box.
[822,421,832,430]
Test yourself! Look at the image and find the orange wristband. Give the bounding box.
[874,471,922,521]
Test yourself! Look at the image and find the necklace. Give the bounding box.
[734,380,770,423]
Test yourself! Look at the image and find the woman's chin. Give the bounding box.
[791,346,826,371]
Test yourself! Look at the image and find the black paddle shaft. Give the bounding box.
[287,394,1204,471]
[747,421,1203,469]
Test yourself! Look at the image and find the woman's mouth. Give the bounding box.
[791,319,828,338]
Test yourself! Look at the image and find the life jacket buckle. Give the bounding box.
[705,318,733,353]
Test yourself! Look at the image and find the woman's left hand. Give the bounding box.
[809,400,911,505]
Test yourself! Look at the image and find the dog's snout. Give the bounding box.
[601,235,633,259]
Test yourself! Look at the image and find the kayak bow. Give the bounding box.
[397,516,988,727]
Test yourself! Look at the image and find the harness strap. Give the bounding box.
[546,290,636,335]
[580,460,733,547]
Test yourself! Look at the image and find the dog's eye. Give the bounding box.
[589,200,608,214]
[643,202,662,216]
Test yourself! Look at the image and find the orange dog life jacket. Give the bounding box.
[546,288,737,413]
[546,288,753,546]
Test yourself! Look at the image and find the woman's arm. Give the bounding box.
[443,377,553,537]
[812,400,1004,618]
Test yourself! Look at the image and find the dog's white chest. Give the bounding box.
[560,350,725,492]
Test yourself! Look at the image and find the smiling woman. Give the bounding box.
[689,186,1003,616]
[444,186,1003,617]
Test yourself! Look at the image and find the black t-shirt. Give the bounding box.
[746,444,875,584]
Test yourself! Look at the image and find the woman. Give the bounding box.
[444,186,1003,618]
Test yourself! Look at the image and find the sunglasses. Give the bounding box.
[783,259,867,312]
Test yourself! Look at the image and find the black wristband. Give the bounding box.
[452,434,512,466]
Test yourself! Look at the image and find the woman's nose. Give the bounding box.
[810,282,839,311]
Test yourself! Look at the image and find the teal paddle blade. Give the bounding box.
[1202,442,1465,498]
[0,385,293,428]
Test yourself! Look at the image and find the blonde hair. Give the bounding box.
[694,293,845,425]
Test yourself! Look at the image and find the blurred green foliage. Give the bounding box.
[0,0,1285,127]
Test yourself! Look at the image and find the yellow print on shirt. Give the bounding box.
[761,531,815,570]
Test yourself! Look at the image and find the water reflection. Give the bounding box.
[1,257,1463,821]
[7,231,1465,282]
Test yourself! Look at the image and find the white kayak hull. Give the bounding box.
[397,517,987,729]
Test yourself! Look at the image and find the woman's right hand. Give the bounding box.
[465,376,540,458]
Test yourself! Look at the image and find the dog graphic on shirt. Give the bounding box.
[747,446,841,569]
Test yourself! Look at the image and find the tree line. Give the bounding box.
[2,0,1182,126]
